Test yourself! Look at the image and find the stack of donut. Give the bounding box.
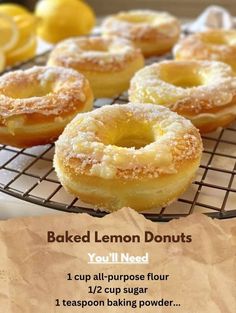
[2,8,236,212]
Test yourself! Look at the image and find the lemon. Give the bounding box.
[35,0,95,43]
[6,34,37,66]
[0,50,5,72]
[0,13,19,52]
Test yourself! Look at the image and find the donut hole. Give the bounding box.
[115,135,153,149]
[80,40,108,52]
[159,63,204,88]
[201,31,236,46]
[118,14,154,24]
[202,33,227,45]
[114,124,155,149]
[86,45,107,52]
[3,80,53,99]
[166,75,202,88]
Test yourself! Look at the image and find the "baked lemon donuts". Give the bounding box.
[48,36,144,98]
[174,29,236,72]
[54,103,202,212]
[129,60,236,133]
[0,66,93,148]
[102,10,180,57]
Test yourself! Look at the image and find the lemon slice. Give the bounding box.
[0,3,37,40]
[6,34,37,66]
[0,50,5,72]
[0,13,19,52]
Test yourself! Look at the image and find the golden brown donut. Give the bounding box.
[102,10,180,57]
[0,66,93,148]
[54,103,202,212]
[47,36,144,98]
[174,29,236,72]
[129,60,236,133]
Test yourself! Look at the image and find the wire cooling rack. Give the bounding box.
[0,51,236,222]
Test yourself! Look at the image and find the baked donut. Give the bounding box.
[174,29,236,72]
[0,66,93,148]
[129,60,236,133]
[101,10,180,57]
[47,36,144,98]
[54,103,202,212]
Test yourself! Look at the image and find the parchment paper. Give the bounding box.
[0,209,235,312]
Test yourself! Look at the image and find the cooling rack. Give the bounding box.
[0,51,236,222]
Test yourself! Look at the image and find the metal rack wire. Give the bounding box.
[0,51,236,222]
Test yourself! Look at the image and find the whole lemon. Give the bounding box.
[35,0,95,43]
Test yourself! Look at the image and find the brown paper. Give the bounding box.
[0,209,235,312]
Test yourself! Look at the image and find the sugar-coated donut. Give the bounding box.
[102,10,180,57]
[48,36,144,98]
[174,29,236,72]
[0,66,93,148]
[129,60,236,133]
[54,103,202,212]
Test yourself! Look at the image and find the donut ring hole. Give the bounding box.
[114,127,155,149]
[159,63,206,88]
[79,40,108,52]
[116,12,169,27]
[118,13,155,24]
[0,69,80,100]
[100,119,157,149]
[1,72,57,99]
[4,81,53,99]
[201,32,236,46]
[75,38,128,56]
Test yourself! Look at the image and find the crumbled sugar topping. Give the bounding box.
[0,66,88,123]
[56,103,202,180]
[38,67,57,85]
[48,37,141,72]
[129,60,236,114]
